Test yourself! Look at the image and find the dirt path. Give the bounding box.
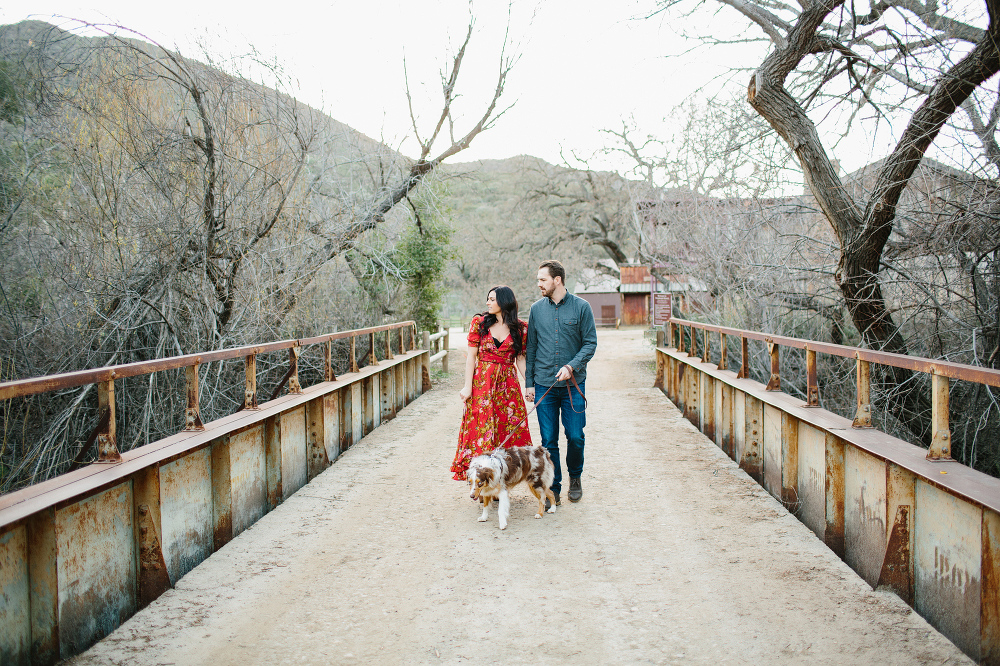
[70,329,970,665]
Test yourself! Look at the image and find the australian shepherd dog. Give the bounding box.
[467,445,557,530]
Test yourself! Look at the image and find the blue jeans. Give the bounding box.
[534,382,586,495]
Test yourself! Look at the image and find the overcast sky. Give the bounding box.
[0,1,772,169]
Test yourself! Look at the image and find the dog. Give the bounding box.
[467,445,557,529]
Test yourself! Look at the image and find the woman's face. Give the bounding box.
[486,291,501,315]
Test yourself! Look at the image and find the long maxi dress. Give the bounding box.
[451,314,532,480]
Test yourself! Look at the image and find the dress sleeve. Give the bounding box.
[467,315,482,347]
[518,319,528,356]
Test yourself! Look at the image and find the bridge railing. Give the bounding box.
[656,318,1000,664]
[0,321,428,665]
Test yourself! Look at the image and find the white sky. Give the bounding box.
[0,0,763,172]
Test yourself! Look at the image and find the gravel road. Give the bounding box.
[70,328,971,665]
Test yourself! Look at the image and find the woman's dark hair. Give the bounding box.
[479,285,523,356]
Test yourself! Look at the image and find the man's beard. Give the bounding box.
[540,284,555,299]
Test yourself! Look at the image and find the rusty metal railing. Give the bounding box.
[0,321,417,465]
[664,317,1000,462]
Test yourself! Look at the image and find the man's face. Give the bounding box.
[537,268,560,299]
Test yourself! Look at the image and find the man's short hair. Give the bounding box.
[538,259,566,285]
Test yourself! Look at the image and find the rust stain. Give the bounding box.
[983,510,1000,664]
[878,505,913,606]
[136,505,170,609]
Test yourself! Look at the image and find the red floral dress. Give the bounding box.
[451,315,532,480]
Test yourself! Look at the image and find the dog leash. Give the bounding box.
[489,369,587,450]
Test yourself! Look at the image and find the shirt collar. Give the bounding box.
[548,291,568,306]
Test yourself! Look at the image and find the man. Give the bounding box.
[525,260,598,507]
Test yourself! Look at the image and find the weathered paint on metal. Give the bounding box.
[244,354,258,410]
[184,364,204,431]
[306,399,329,481]
[280,407,307,500]
[825,434,846,557]
[721,383,734,459]
[762,404,782,500]
[211,437,233,551]
[844,446,887,587]
[685,366,700,427]
[700,374,715,443]
[135,505,170,609]
[323,393,340,463]
[55,482,136,658]
[797,423,827,540]
[394,363,405,412]
[654,347,665,390]
[676,363,687,416]
[853,358,872,428]
[881,463,916,605]
[265,415,282,510]
[371,374,381,430]
[780,413,799,511]
[914,479,982,660]
[879,504,914,606]
[805,347,819,406]
[96,380,120,463]
[380,370,394,423]
[160,447,212,585]
[733,389,746,465]
[0,525,30,665]
[765,341,780,391]
[133,466,169,610]
[27,507,58,665]
[229,424,266,536]
[742,395,763,484]
[351,382,363,445]
[983,509,1000,665]
[928,374,953,461]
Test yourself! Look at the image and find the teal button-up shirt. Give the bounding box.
[525,292,597,388]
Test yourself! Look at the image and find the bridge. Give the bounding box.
[0,326,996,664]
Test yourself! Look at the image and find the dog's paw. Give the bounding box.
[477,515,487,522]
[534,513,542,519]
[546,506,556,514]
[499,523,507,530]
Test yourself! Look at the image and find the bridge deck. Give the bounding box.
[68,330,970,665]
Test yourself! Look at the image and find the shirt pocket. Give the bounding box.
[563,318,578,326]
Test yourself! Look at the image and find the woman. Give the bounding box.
[451,285,531,480]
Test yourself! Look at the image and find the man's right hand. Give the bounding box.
[525,387,535,402]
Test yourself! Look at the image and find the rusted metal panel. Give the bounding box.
[713,376,723,449]
[914,479,982,660]
[394,363,405,411]
[0,524,30,665]
[685,367,700,427]
[27,507,58,665]
[654,348,665,390]
[733,389,746,464]
[798,423,827,539]
[720,383,734,459]
[324,393,340,463]
[160,448,212,585]
[229,424,266,536]
[781,414,799,511]
[56,482,137,658]
[844,446,887,587]
[381,369,394,422]
[280,407,307,500]
[742,395,763,484]
[700,374,715,442]
[371,374,381,431]
[676,363,687,415]
[825,434,846,557]
[762,404,782,500]
[351,383,363,446]
[264,416,282,509]
[211,437,232,551]
[983,509,1000,665]
[306,398,329,481]
[133,467,169,610]
[881,463,916,606]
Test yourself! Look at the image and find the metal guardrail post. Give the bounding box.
[719,332,727,371]
[702,328,710,363]
[324,340,335,382]
[288,346,302,394]
[928,373,953,461]
[244,353,259,410]
[369,332,377,366]
[185,362,205,430]
[385,330,393,360]
[96,379,120,462]
[765,340,780,391]
[805,347,819,406]
[350,336,359,373]
[738,336,748,379]
[852,356,872,428]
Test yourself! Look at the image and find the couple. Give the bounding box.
[450,260,598,506]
